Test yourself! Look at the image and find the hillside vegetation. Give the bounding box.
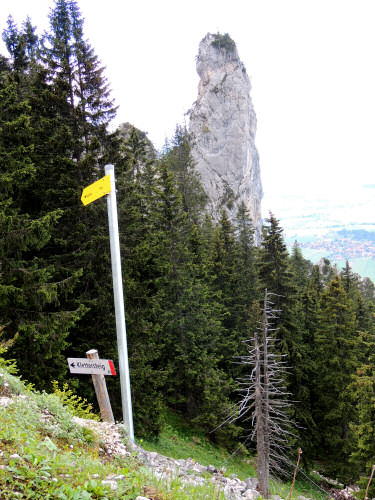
[0,362,226,499]
[1,1,375,496]
[0,359,333,499]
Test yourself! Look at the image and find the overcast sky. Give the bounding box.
[1,0,375,210]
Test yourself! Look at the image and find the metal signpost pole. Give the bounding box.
[105,164,134,441]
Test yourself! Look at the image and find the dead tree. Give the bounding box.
[254,290,270,496]
[225,289,295,498]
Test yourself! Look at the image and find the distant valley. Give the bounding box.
[262,185,375,282]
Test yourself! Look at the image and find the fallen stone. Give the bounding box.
[207,464,218,473]
[101,479,118,491]
[242,490,261,499]
[245,477,258,490]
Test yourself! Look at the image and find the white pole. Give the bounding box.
[105,164,134,441]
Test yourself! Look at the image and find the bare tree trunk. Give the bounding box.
[262,290,270,497]
[254,290,270,498]
[220,289,294,495]
[254,321,267,497]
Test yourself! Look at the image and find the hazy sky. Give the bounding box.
[1,0,374,211]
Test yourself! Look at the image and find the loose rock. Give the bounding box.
[73,417,261,500]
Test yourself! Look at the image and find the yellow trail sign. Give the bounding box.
[81,174,111,205]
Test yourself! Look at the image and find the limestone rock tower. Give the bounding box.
[189,33,263,244]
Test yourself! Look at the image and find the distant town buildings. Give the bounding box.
[298,238,375,261]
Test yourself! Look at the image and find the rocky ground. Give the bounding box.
[72,417,361,500]
[74,416,263,499]
[1,391,359,500]
[73,416,301,500]
[0,392,263,499]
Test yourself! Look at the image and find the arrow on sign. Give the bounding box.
[81,174,111,206]
[67,358,116,375]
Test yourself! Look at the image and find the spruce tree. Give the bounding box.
[2,16,37,72]
[257,213,311,452]
[256,213,299,361]
[290,242,312,291]
[312,276,359,479]
[348,334,375,493]
[209,211,241,373]
[163,125,207,222]
[229,202,260,379]
[341,261,374,333]
[152,161,232,435]
[257,213,295,314]
[294,268,323,459]
[0,50,84,386]
[1,1,118,392]
[114,127,166,435]
[38,0,119,341]
[235,202,258,306]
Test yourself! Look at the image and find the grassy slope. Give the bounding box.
[141,411,330,500]
[0,366,224,499]
[0,363,330,499]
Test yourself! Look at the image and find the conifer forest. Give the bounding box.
[0,1,374,493]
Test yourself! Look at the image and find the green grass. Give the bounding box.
[141,410,257,480]
[0,367,226,499]
[0,360,331,499]
[141,411,331,500]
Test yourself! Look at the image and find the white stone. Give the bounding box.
[242,489,261,499]
[101,479,118,490]
[113,475,126,481]
[245,477,258,490]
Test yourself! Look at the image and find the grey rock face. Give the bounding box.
[189,33,263,244]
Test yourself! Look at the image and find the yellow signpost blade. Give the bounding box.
[81,174,111,205]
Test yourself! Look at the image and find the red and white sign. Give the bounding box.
[67,358,116,376]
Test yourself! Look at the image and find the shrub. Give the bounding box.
[51,380,99,421]
[211,33,236,52]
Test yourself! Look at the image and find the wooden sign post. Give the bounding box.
[67,350,116,423]
[86,349,115,423]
